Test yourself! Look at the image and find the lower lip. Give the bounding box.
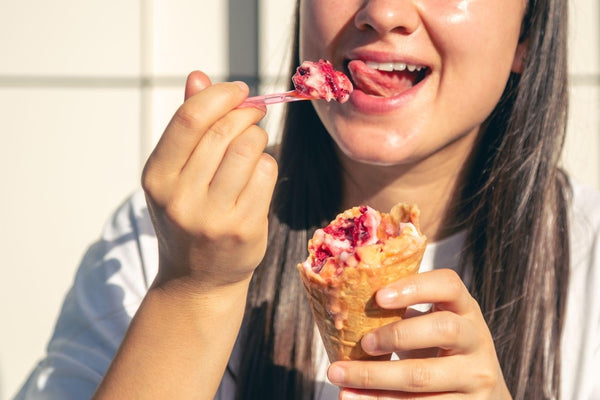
[347,75,428,114]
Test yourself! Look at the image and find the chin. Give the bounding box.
[333,130,423,167]
[336,143,418,167]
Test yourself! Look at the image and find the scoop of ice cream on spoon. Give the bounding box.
[240,59,353,107]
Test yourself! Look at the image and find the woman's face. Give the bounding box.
[299,0,527,166]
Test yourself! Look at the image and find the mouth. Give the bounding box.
[345,59,430,98]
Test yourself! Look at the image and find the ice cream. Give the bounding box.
[297,203,427,361]
[292,59,353,103]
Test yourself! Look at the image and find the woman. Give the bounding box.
[16,0,600,399]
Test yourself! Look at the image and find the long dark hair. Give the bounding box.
[236,0,571,398]
[461,0,571,398]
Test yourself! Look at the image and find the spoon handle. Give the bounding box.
[239,90,312,107]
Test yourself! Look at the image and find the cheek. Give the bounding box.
[421,0,523,60]
[422,0,524,115]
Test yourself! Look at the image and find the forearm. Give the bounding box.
[92,278,250,400]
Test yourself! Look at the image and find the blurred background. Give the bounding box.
[0,0,598,399]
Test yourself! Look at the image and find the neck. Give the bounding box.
[338,134,477,242]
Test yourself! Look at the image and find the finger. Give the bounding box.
[235,152,278,220]
[376,269,477,316]
[177,106,266,193]
[207,124,269,208]
[361,311,477,356]
[328,358,472,393]
[147,81,250,179]
[184,71,212,100]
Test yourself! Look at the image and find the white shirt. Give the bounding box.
[14,180,600,400]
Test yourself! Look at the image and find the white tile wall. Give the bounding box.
[259,0,296,80]
[151,85,187,144]
[259,0,297,142]
[0,1,598,399]
[0,87,141,399]
[564,0,600,188]
[151,1,228,77]
[0,0,141,77]
[568,0,599,75]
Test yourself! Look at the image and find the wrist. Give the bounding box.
[154,251,256,292]
[148,272,252,315]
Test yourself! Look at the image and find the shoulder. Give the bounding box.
[62,188,157,327]
[569,178,600,226]
[47,189,159,345]
[84,189,158,296]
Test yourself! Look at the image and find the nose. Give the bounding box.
[354,0,420,35]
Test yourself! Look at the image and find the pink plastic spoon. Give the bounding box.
[239,90,313,107]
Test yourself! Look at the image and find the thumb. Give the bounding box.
[184,70,212,100]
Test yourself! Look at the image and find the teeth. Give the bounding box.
[379,62,394,71]
[365,60,425,73]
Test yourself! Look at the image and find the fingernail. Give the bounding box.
[377,288,398,305]
[233,80,248,91]
[361,333,377,352]
[328,365,345,384]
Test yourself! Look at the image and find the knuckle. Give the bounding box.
[435,312,461,341]
[172,103,204,131]
[140,166,156,193]
[230,127,267,160]
[198,221,228,243]
[358,366,373,388]
[217,81,245,98]
[228,142,254,161]
[391,323,408,349]
[475,366,498,390]
[164,195,187,224]
[197,213,230,240]
[141,164,167,201]
[202,213,256,244]
[407,361,432,389]
[246,124,269,146]
[257,153,278,177]
[229,223,255,243]
[440,268,465,296]
[206,118,232,142]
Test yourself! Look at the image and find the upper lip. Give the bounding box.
[343,49,431,71]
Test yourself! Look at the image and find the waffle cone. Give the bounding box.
[297,203,426,361]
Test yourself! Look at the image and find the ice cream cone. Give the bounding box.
[297,203,426,361]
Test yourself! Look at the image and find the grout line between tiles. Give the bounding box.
[0,75,248,88]
[0,74,598,89]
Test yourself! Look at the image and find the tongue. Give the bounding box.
[348,60,416,97]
